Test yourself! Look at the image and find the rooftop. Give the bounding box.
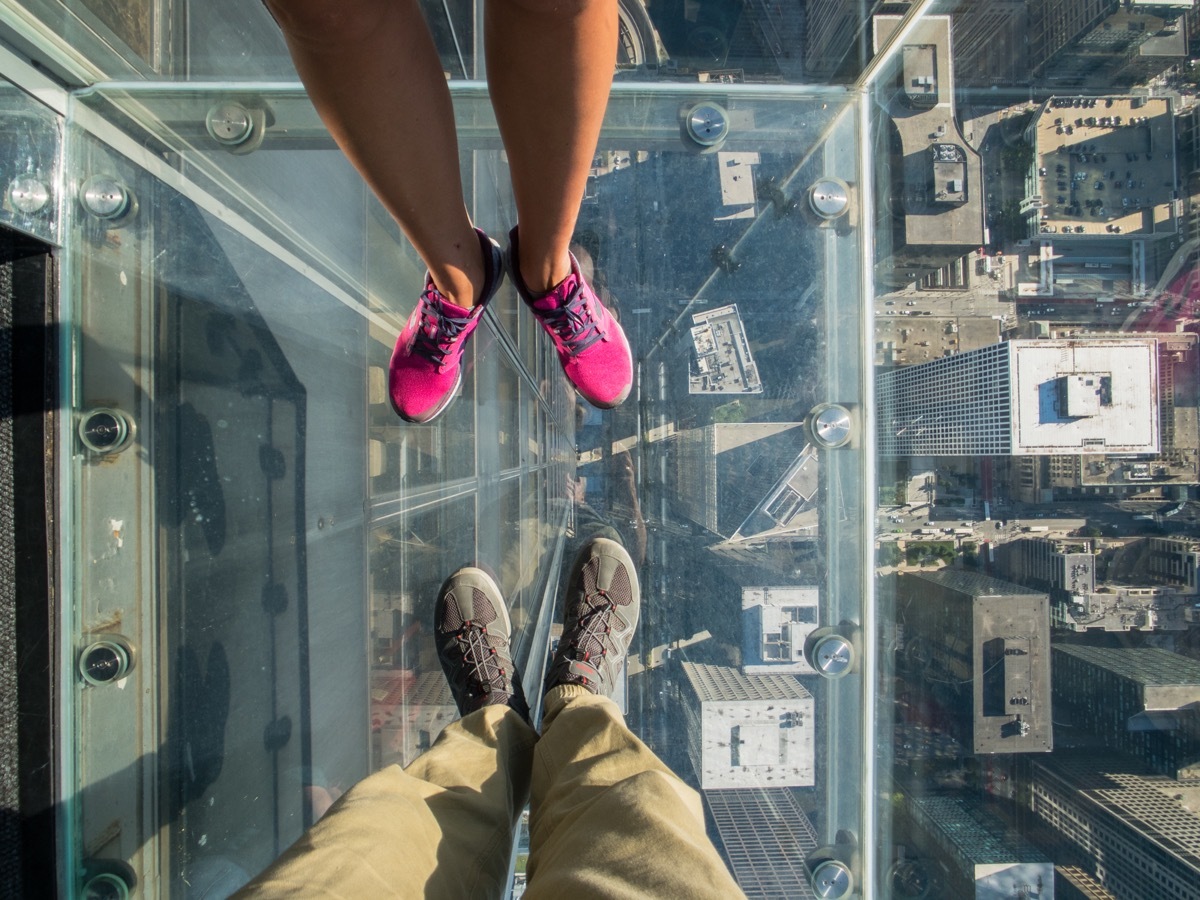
[682,661,813,703]
[1028,95,1178,240]
[1010,338,1159,454]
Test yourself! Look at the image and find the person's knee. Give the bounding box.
[264,0,392,45]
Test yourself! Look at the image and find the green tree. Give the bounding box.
[1002,140,1036,175]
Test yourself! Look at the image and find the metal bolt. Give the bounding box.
[812,633,856,679]
[79,639,133,686]
[7,175,50,214]
[82,872,131,900]
[811,860,854,899]
[809,177,851,220]
[684,102,729,148]
[78,408,133,454]
[206,101,255,146]
[809,403,854,449]
[79,176,131,220]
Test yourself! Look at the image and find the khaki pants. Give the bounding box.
[239,685,744,899]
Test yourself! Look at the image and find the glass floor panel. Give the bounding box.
[48,79,868,896]
[4,1,1200,897]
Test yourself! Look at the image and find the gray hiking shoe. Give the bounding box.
[434,567,530,721]
[545,537,640,696]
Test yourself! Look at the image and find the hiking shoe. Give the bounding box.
[434,567,530,721]
[389,229,505,423]
[545,537,640,696]
[506,227,632,409]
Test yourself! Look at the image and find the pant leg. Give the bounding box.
[524,685,745,900]
[237,705,538,899]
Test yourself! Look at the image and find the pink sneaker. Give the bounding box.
[506,227,633,409]
[389,230,504,423]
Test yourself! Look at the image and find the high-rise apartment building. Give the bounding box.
[896,570,1053,754]
[680,661,815,789]
[1026,754,1200,898]
[704,788,819,899]
[1028,0,1194,87]
[878,338,1161,457]
[1051,644,1200,778]
[995,536,1194,631]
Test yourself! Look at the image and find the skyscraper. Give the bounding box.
[897,570,1053,754]
[741,585,820,676]
[804,0,893,79]
[704,788,819,899]
[1026,754,1200,898]
[680,661,815,789]
[1051,644,1200,778]
[878,338,1161,457]
[1028,0,1194,87]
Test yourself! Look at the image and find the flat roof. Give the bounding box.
[876,15,984,249]
[1010,339,1159,454]
[1030,96,1177,240]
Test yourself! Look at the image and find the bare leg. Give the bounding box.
[486,0,617,292]
[265,0,486,307]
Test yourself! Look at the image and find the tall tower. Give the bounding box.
[897,570,1053,754]
[805,0,894,79]
[1052,645,1200,778]
[680,661,815,789]
[1028,0,1194,86]
[878,338,1160,457]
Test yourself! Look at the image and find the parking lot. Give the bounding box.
[1033,95,1176,239]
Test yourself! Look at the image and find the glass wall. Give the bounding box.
[2,0,1199,898]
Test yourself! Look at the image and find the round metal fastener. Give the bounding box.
[810,859,854,899]
[206,101,255,146]
[809,403,854,449]
[78,408,133,454]
[684,102,729,147]
[809,177,851,220]
[82,872,131,900]
[79,639,133,686]
[79,176,131,220]
[7,175,51,214]
[812,633,855,679]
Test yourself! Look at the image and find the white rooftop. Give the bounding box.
[1010,339,1159,455]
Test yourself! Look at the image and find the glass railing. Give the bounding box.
[2,0,1200,897]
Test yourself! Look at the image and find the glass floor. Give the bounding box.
[2,1,1200,898]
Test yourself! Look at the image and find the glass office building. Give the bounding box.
[2,0,1200,897]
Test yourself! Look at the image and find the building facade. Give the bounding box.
[1051,644,1200,778]
[1028,0,1193,87]
[879,338,1161,457]
[680,661,816,789]
[1026,754,1200,899]
[897,570,1053,754]
[704,788,819,899]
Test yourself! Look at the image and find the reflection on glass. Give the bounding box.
[874,3,1200,898]
[10,0,1200,895]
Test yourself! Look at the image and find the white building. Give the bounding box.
[688,304,762,395]
[681,662,815,790]
[879,337,1160,456]
[741,586,820,675]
